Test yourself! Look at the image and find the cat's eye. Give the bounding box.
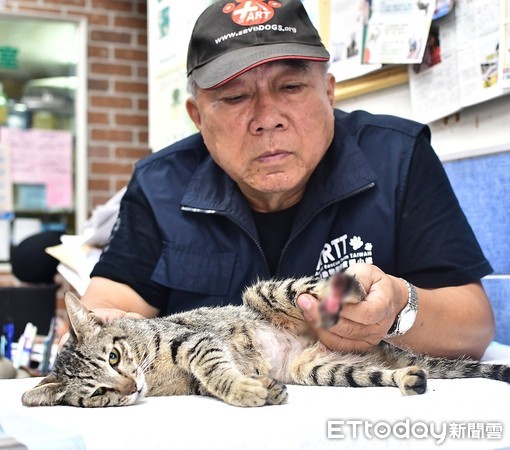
[109,348,121,366]
[91,387,107,397]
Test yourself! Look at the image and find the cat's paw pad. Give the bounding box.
[319,274,367,328]
[400,366,427,395]
[263,378,288,405]
[227,377,268,407]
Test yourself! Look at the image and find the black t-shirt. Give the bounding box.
[252,204,300,276]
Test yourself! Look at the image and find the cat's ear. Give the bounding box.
[65,291,104,342]
[21,373,66,406]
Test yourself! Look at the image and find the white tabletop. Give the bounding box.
[1,342,510,450]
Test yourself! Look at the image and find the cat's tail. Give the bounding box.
[422,356,510,383]
[380,342,510,383]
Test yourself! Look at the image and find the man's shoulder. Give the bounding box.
[135,133,206,172]
[334,109,430,140]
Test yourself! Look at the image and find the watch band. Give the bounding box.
[385,278,418,339]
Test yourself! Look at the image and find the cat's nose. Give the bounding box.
[121,380,138,395]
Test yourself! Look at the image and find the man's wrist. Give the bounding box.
[385,278,419,339]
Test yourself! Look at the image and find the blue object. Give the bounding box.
[2,321,14,360]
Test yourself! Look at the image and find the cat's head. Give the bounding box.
[22,292,147,407]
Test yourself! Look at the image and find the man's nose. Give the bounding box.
[249,93,288,134]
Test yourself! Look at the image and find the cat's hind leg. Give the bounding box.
[290,346,427,395]
[176,333,287,407]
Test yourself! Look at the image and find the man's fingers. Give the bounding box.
[297,293,320,323]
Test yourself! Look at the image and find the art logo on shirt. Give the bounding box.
[223,0,281,26]
[315,234,374,279]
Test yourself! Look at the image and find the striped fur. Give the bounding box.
[22,275,510,407]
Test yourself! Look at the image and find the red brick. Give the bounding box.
[88,45,110,59]
[87,13,109,26]
[114,16,146,29]
[137,66,148,78]
[115,113,147,127]
[138,130,149,144]
[90,30,131,44]
[138,98,148,110]
[114,48,147,61]
[91,96,132,109]
[88,78,109,91]
[115,146,151,159]
[91,129,133,142]
[88,112,110,125]
[88,178,111,191]
[138,33,147,46]
[91,0,133,12]
[88,145,110,158]
[91,62,132,76]
[91,161,134,175]
[115,81,148,94]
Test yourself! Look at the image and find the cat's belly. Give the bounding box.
[252,326,308,383]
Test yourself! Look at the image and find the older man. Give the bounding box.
[82,0,494,359]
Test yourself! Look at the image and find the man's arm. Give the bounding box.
[297,264,495,359]
[80,276,160,319]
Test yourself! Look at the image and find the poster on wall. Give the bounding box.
[409,0,508,123]
[328,0,382,82]
[148,0,213,152]
[500,0,510,87]
[364,0,435,64]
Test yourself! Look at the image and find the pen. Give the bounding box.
[2,321,14,360]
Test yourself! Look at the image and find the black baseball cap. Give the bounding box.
[187,0,330,89]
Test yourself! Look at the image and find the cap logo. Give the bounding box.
[222,0,281,26]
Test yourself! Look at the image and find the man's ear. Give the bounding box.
[326,73,336,107]
[186,97,202,130]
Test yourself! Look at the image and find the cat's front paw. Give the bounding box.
[319,273,367,328]
[264,378,288,405]
[225,376,268,407]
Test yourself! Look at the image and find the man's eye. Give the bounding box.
[282,84,303,92]
[222,95,246,104]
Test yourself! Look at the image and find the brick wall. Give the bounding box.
[1,0,150,287]
[4,0,150,210]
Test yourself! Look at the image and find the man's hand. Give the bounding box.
[297,264,408,352]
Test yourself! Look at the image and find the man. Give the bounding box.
[81,0,494,359]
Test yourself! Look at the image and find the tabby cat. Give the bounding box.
[22,274,510,408]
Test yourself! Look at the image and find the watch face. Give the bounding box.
[399,309,417,332]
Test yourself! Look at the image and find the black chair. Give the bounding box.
[1,231,63,340]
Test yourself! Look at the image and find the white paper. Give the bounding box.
[364,0,435,64]
[498,0,510,87]
[329,0,382,82]
[409,0,509,123]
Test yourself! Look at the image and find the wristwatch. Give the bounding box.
[385,279,418,339]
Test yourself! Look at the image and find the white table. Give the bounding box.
[1,343,510,450]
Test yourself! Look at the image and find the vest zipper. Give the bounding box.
[275,181,376,276]
[180,206,271,275]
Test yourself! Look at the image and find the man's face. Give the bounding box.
[186,61,336,211]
